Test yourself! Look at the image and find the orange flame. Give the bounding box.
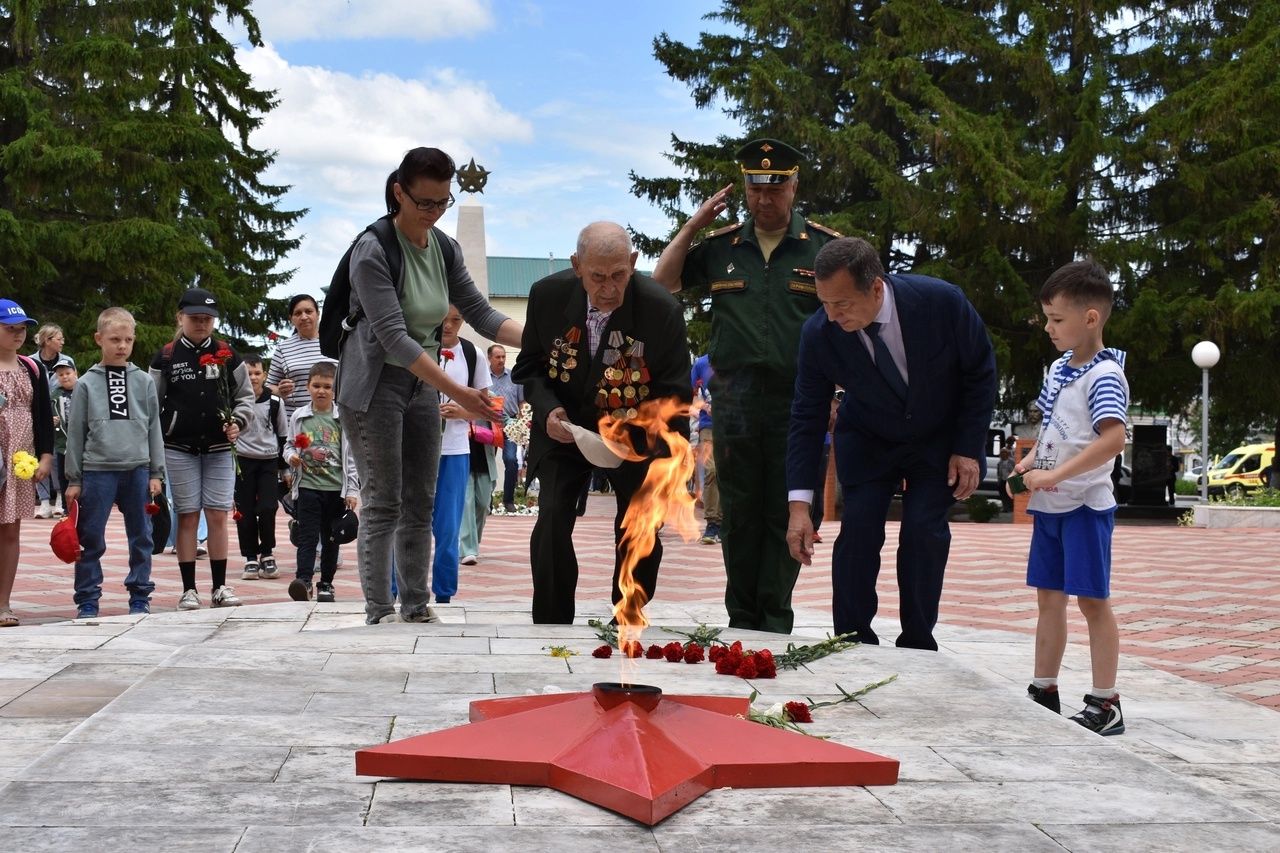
[598,397,700,674]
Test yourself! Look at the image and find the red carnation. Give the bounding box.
[144,502,161,516]
[784,701,812,723]
[621,640,643,659]
[730,640,744,655]
[662,642,683,663]
[198,353,215,367]
[213,344,233,364]
[714,655,738,674]
[735,657,759,679]
[232,508,243,521]
[707,645,724,663]
[294,433,311,450]
[645,644,664,660]
[267,331,280,342]
[591,645,613,659]
[683,643,705,664]
[441,349,455,361]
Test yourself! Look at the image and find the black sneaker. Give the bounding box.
[288,578,312,602]
[1070,694,1125,736]
[315,582,335,603]
[1027,683,1061,714]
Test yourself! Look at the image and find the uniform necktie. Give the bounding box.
[865,322,908,400]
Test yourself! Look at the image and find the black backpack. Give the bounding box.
[318,215,455,359]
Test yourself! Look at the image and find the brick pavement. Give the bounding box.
[6,498,1280,711]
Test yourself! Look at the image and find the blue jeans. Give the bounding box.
[344,364,441,624]
[431,453,469,599]
[501,439,519,505]
[73,467,155,606]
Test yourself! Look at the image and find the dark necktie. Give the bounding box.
[865,321,908,400]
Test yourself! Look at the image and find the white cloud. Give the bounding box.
[239,44,532,214]
[252,0,493,42]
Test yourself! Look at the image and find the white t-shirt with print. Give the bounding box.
[1027,349,1129,515]
[439,341,491,456]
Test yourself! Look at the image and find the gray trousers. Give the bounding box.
[344,365,441,624]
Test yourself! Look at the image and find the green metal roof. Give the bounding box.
[486,256,573,297]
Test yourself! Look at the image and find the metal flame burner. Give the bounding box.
[592,681,662,711]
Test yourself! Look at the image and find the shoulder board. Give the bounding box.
[806,220,842,237]
[705,222,744,239]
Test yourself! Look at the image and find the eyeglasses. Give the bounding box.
[400,186,455,213]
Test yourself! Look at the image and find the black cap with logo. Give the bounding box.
[178,288,220,317]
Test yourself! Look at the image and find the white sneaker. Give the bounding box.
[241,560,260,580]
[34,502,53,519]
[177,589,201,611]
[376,613,402,624]
[196,540,208,558]
[211,586,241,607]
[460,554,478,566]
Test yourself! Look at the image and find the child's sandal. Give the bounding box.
[0,609,19,628]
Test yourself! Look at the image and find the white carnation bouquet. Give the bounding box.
[504,402,533,447]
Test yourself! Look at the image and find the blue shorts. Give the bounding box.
[166,448,235,514]
[1027,506,1114,599]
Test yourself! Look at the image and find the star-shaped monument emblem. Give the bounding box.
[356,682,897,825]
[456,157,490,194]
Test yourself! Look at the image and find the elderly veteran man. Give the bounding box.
[513,222,691,624]
[652,138,840,634]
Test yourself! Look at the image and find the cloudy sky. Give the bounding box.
[230,0,741,302]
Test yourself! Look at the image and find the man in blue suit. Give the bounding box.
[785,238,996,650]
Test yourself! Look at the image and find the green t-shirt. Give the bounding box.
[298,410,344,493]
[388,226,449,367]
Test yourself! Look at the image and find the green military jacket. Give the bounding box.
[682,211,839,381]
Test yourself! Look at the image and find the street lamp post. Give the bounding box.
[1191,341,1221,502]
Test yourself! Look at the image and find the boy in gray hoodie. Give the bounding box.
[64,308,166,618]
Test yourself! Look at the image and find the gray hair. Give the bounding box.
[575,221,633,260]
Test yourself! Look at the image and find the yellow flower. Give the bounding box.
[12,451,39,480]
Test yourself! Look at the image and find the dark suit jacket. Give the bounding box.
[786,274,996,490]
[512,269,691,476]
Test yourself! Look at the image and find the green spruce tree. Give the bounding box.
[0,0,303,361]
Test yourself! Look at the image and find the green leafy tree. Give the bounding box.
[1109,1,1280,450]
[632,0,1280,439]
[0,0,303,361]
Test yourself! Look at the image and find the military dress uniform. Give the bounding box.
[679,140,839,632]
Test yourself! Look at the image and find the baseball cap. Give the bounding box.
[177,288,220,317]
[50,499,81,563]
[53,356,76,371]
[329,509,359,545]
[0,298,38,327]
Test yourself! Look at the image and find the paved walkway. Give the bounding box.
[7,498,1280,710]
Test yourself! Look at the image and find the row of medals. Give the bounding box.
[547,328,651,421]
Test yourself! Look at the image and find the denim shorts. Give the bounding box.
[166,448,235,513]
[1027,505,1114,599]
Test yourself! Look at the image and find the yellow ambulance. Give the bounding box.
[1206,443,1275,498]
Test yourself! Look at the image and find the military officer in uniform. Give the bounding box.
[652,139,840,633]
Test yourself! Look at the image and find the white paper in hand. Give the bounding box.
[565,423,629,469]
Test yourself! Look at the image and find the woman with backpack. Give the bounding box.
[335,147,521,626]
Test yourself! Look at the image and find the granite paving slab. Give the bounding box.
[0,601,1277,851]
